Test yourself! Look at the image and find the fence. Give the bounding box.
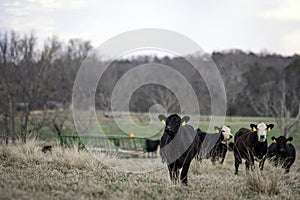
[59,135,148,156]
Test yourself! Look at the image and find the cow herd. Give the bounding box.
[146,114,296,185]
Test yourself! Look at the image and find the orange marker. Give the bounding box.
[129,132,135,138]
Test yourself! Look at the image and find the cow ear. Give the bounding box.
[250,124,257,131]
[271,136,276,143]
[267,124,274,131]
[158,114,166,125]
[287,137,293,144]
[214,126,220,133]
[181,116,190,126]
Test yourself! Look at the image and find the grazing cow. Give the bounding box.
[266,136,296,173]
[145,139,160,157]
[233,122,274,175]
[158,114,199,185]
[197,126,233,164]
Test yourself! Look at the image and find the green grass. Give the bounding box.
[31,112,300,146]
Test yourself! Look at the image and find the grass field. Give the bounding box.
[2,112,298,199]
[0,139,299,199]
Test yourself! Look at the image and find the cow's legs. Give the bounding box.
[245,160,250,171]
[220,156,225,164]
[246,156,255,171]
[235,161,240,175]
[220,149,227,164]
[283,159,293,173]
[180,161,191,186]
[168,164,179,183]
[234,153,242,175]
[259,157,266,170]
[211,156,217,165]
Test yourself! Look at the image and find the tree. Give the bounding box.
[269,79,300,137]
[244,63,300,137]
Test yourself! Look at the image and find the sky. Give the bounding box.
[0,0,300,56]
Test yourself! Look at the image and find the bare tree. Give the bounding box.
[0,31,23,143]
[244,65,300,137]
[270,80,300,137]
[0,32,64,143]
[144,85,180,113]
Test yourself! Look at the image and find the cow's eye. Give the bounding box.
[221,130,225,133]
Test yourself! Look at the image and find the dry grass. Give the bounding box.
[246,168,282,196]
[0,139,299,200]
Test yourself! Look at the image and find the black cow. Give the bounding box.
[145,139,160,157]
[197,126,233,164]
[233,122,274,175]
[158,114,199,185]
[266,136,296,173]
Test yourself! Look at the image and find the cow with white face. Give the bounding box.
[217,126,233,143]
[250,122,272,142]
[233,122,274,175]
[197,125,233,165]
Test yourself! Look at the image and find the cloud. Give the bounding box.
[0,0,299,55]
[282,29,300,54]
[262,0,300,20]
[0,0,91,42]
[1,0,88,13]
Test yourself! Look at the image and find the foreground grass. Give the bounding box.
[0,139,299,200]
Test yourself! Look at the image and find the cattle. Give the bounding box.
[197,126,233,164]
[233,122,274,175]
[158,114,199,185]
[145,139,160,157]
[266,136,296,173]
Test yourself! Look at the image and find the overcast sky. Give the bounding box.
[0,0,299,55]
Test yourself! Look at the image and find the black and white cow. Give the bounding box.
[267,136,296,173]
[233,122,274,175]
[197,126,233,164]
[158,114,199,185]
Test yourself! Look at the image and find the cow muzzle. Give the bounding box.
[165,126,173,132]
[258,135,266,142]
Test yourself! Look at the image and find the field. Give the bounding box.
[39,112,300,145]
[1,113,300,199]
[0,139,299,200]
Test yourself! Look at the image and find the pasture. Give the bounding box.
[0,139,299,199]
[38,112,300,145]
[1,112,299,199]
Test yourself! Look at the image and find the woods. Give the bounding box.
[0,30,299,142]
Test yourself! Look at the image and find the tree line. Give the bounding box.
[0,31,299,143]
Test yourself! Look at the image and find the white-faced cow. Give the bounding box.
[197,126,233,164]
[233,122,274,175]
[158,114,199,185]
[267,136,296,173]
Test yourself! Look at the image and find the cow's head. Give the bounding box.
[271,136,293,156]
[250,122,274,142]
[158,114,190,137]
[215,125,233,142]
